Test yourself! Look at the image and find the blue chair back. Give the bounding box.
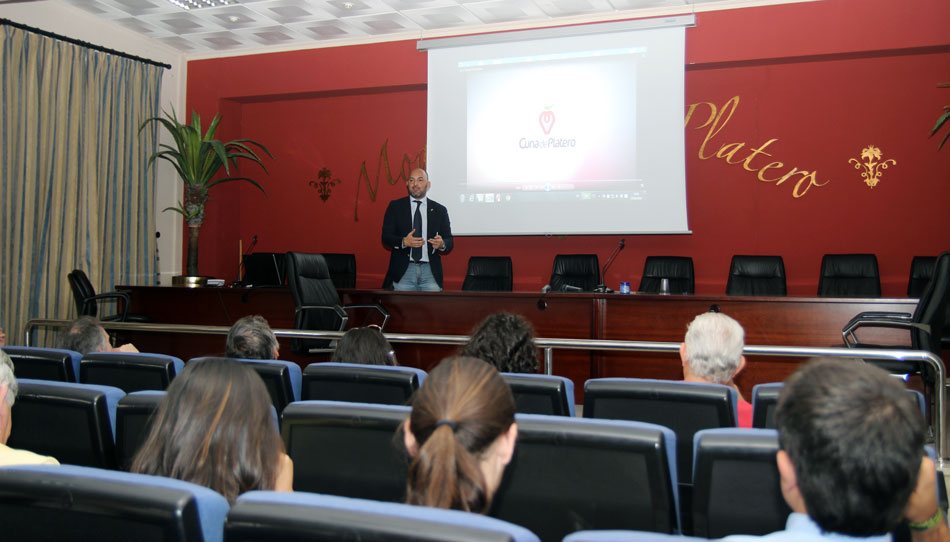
[9,379,124,468]
[0,464,228,542]
[2,346,81,382]
[230,358,302,413]
[115,390,166,470]
[302,362,426,405]
[80,351,184,392]
[491,414,679,540]
[501,372,575,416]
[227,490,540,542]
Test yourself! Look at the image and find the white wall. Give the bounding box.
[0,0,184,284]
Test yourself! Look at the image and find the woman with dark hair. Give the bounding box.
[131,357,292,503]
[461,312,539,373]
[331,326,397,366]
[402,356,517,513]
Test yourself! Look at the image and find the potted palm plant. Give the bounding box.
[142,109,272,285]
[933,82,949,149]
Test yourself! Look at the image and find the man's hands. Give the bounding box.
[403,229,425,249]
[905,456,939,524]
[403,230,444,251]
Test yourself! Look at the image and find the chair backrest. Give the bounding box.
[322,253,357,289]
[751,382,784,429]
[301,362,426,405]
[817,254,881,297]
[691,428,790,538]
[501,373,575,416]
[232,358,302,413]
[909,251,950,354]
[909,256,938,297]
[280,400,410,501]
[0,464,229,542]
[463,256,514,292]
[8,379,125,468]
[639,256,695,294]
[227,490,540,542]
[754,383,926,429]
[285,251,344,352]
[242,252,286,286]
[725,255,787,296]
[550,254,600,292]
[115,390,166,471]
[2,346,81,382]
[80,352,184,392]
[491,414,679,540]
[582,378,737,485]
[67,269,98,316]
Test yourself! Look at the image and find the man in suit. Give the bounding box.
[381,168,453,291]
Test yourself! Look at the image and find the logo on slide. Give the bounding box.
[539,107,555,135]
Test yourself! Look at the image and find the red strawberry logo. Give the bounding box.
[539,107,555,135]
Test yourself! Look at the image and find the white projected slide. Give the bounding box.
[425,23,689,236]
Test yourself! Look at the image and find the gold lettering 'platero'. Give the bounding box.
[685,96,828,198]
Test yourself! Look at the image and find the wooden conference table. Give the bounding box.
[118,286,918,403]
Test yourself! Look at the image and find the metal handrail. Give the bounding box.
[23,318,946,465]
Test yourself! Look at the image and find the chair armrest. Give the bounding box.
[83,291,130,321]
[341,303,390,329]
[295,304,349,329]
[842,311,916,347]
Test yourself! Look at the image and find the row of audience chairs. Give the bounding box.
[0,420,787,541]
[468,253,941,297]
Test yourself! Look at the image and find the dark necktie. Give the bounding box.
[411,200,423,262]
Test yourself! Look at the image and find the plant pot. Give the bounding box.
[172,275,209,288]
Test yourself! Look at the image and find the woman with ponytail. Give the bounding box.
[402,356,518,513]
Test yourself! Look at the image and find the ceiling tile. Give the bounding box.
[401,5,482,29]
[245,0,335,23]
[314,0,397,18]
[463,0,549,24]
[287,17,367,39]
[533,0,616,17]
[193,4,280,29]
[139,10,221,33]
[345,11,420,34]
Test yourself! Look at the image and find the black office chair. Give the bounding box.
[909,256,937,297]
[550,254,600,292]
[639,256,695,294]
[2,346,81,382]
[301,362,425,405]
[817,254,881,297]
[490,414,679,540]
[501,373,575,416]
[691,428,790,538]
[0,464,230,542]
[285,251,388,354]
[843,251,950,377]
[79,352,184,392]
[67,269,150,322]
[280,400,410,501]
[462,256,513,292]
[9,379,125,469]
[227,490,540,542]
[115,390,165,470]
[322,253,357,289]
[726,255,787,296]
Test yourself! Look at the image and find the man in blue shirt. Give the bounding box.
[724,358,946,542]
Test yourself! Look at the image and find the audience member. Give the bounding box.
[680,311,751,427]
[331,326,397,366]
[722,358,945,542]
[0,350,59,466]
[226,315,279,360]
[60,316,137,355]
[0,326,5,346]
[461,312,538,373]
[131,357,292,503]
[403,356,517,513]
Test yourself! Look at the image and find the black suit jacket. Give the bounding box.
[381,196,454,288]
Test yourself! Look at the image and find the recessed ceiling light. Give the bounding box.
[343,2,355,9]
[165,0,234,11]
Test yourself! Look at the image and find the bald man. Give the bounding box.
[381,168,454,291]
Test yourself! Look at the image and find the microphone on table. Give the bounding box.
[561,284,583,293]
[538,284,552,310]
[594,238,626,293]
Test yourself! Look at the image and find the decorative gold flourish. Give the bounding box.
[848,145,896,188]
[308,167,340,202]
[353,139,426,221]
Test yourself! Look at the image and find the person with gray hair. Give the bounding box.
[679,311,751,427]
[0,349,59,466]
[60,316,137,355]
[226,315,279,360]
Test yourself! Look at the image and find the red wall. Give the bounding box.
[186,0,950,296]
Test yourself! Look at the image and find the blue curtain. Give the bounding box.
[0,22,164,345]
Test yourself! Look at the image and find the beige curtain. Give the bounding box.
[0,23,163,346]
